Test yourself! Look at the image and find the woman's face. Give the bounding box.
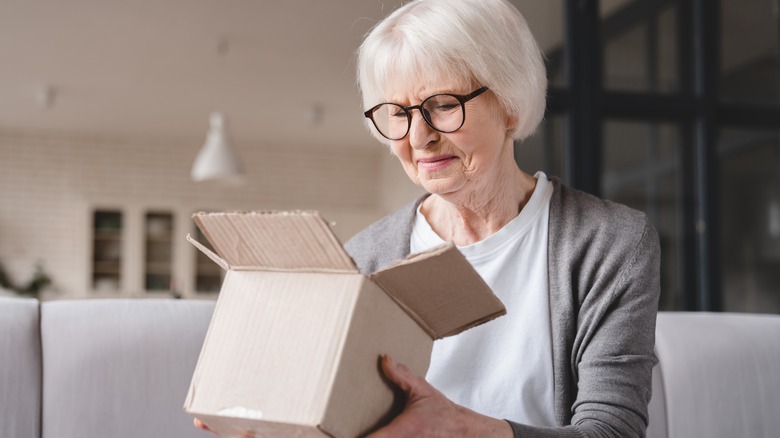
[384,81,516,198]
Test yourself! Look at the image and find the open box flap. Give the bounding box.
[369,244,506,340]
[187,233,230,271]
[191,211,358,272]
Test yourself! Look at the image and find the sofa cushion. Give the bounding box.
[0,297,41,438]
[40,299,215,438]
[647,312,780,438]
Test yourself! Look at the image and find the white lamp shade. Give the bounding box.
[191,113,244,182]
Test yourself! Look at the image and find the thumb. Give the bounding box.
[193,418,218,436]
[380,355,433,398]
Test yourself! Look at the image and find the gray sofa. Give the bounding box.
[646,311,780,438]
[1,297,779,438]
[1,297,215,438]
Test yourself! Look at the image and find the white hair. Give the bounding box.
[357,0,547,144]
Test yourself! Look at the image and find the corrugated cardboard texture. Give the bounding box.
[371,244,506,339]
[185,211,508,438]
[192,211,357,272]
[320,278,432,438]
[185,270,362,427]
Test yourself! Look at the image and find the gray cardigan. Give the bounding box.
[344,178,661,438]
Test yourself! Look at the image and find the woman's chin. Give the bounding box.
[418,176,466,197]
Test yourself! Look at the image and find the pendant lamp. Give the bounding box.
[191,112,244,182]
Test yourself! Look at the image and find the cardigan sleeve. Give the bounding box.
[508,215,661,438]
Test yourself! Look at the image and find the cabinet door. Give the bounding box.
[144,212,174,291]
[92,210,123,291]
[194,226,223,294]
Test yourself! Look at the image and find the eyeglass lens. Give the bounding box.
[370,94,464,140]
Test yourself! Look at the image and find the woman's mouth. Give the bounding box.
[417,155,457,171]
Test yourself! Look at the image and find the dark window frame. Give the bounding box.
[546,0,779,311]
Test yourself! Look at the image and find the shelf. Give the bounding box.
[94,233,122,240]
[93,261,120,274]
[145,262,172,275]
[145,236,172,243]
[94,252,120,262]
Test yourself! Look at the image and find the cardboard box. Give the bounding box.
[184,211,505,438]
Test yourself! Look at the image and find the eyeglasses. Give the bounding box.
[363,86,489,140]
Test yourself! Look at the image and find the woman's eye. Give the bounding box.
[429,103,458,114]
[437,104,458,111]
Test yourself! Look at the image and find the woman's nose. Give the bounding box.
[408,111,436,150]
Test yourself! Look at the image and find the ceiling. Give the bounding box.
[3,0,773,150]
[0,0,565,149]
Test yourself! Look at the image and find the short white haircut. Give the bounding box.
[357,0,548,144]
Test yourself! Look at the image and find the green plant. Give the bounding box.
[0,262,12,290]
[0,261,53,298]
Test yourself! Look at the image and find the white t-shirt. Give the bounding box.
[410,172,556,427]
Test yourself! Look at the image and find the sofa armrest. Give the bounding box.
[648,311,780,438]
[0,297,41,438]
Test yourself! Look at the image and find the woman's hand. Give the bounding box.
[367,355,514,438]
[193,419,258,438]
[194,419,218,435]
[193,355,513,438]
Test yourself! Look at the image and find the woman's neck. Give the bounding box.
[421,165,537,246]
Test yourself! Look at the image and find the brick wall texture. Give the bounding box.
[0,130,420,298]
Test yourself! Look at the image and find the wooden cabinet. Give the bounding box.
[89,207,225,297]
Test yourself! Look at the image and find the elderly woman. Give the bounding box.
[196,0,659,436]
[345,0,661,437]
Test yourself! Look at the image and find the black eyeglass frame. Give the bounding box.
[363,86,489,140]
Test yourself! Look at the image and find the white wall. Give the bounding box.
[377,145,426,214]
[0,130,417,299]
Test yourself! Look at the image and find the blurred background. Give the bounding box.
[0,0,778,314]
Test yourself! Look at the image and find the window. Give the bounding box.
[719,128,780,313]
[538,0,780,312]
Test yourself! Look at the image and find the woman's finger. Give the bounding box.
[380,355,435,399]
[194,418,219,436]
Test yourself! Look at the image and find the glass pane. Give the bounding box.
[601,0,636,17]
[602,121,682,310]
[145,212,173,291]
[656,6,679,93]
[510,0,566,88]
[515,114,567,184]
[92,210,122,292]
[602,1,679,93]
[194,225,224,294]
[605,20,648,91]
[721,0,780,105]
[719,128,780,313]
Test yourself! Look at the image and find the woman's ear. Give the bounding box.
[506,113,519,134]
